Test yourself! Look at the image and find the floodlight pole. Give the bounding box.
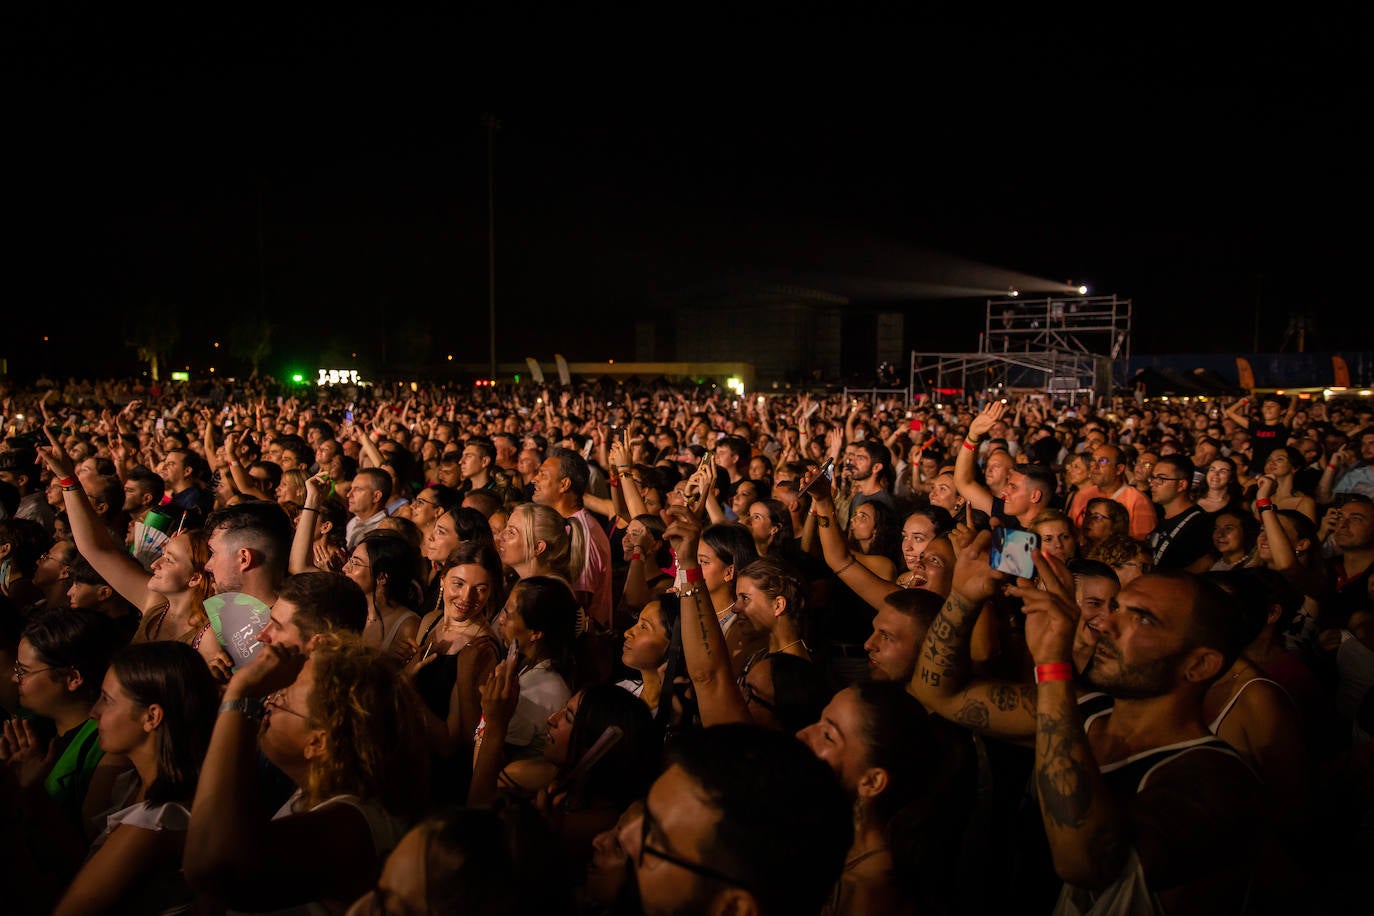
[484,114,500,382]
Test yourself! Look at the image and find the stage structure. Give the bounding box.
[909,294,1132,400]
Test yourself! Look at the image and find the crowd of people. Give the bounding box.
[0,372,1370,915]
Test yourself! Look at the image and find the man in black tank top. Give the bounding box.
[912,535,1261,916]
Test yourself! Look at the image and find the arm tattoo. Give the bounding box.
[917,593,981,688]
[990,683,1036,716]
[953,699,990,732]
[1035,710,1094,829]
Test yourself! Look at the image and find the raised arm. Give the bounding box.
[909,526,1038,740]
[288,473,329,574]
[1224,397,1252,430]
[804,469,901,612]
[38,437,155,613]
[954,401,1004,515]
[1010,554,1126,889]
[662,507,751,727]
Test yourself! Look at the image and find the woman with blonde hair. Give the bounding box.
[495,501,584,586]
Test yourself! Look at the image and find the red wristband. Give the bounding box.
[1035,663,1073,685]
[58,476,77,489]
[609,477,620,488]
[683,567,704,583]
[1255,497,1272,508]
[962,438,977,451]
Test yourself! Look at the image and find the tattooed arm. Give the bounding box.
[1033,680,1126,887]
[661,507,750,727]
[1012,550,1126,888]
[910,586,1038,739]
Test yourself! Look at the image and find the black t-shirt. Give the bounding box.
[1149,504,1213,570]
[1248,422,1289,466]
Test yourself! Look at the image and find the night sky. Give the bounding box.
[6,9,1369,382]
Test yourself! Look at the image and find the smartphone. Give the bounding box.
[990,528,1039,579]
[155,417,165,431]
[798,457,835,495]
[343,410,354,423]
[698,451,714,475]
[506,638,519,664]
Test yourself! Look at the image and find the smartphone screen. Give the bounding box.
[990,528,1039,578]
[798,457,835,495]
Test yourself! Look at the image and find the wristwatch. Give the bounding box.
[218,696,265,719]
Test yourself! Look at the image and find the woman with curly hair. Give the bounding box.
[185,633,430,913]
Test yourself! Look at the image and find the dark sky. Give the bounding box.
[5,8,1370,381]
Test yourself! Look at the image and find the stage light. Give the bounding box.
[1077,285,1088,295]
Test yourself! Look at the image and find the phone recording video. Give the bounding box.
[990,528,1039,579]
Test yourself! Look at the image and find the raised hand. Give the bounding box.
[967,400,1007,440]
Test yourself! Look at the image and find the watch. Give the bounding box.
[218,697,265,719]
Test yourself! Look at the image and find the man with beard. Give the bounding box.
[840,438,895,527]
[911,530,1260,916]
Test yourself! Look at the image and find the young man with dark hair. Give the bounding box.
[618,723,852,916]
[1147,455,1214,573]
[253,571,367,653]
[458,436,497,493]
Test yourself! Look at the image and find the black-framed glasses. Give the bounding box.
[1147,475,1187,484]
[413,497,439,509]
[638,803,749,889]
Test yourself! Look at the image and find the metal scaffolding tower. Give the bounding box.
[910,294,1132,400]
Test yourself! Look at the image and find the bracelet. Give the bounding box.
[835,555,858,576]
[1328,463,1339,471]
[678,584,706,600]
[609,477,620,488]
[629,551,643,561]
[963,438,978,451]
[809,509,832,528]
[299,506,319,514]
[1255,497,1273,509]
[1034,663,1073,684]
[683,566,704,583]
[57,476,77,489]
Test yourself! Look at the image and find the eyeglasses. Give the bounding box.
[1093,457,1115,466]
[413,497,439,509]
[637,803,749,889]
[740,680,776,714]
[344,556,369,570]
[13,661,65,682]
[264,690,306,720]
[1147,475,1187,484]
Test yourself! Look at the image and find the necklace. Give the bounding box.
[776,637,808,654]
